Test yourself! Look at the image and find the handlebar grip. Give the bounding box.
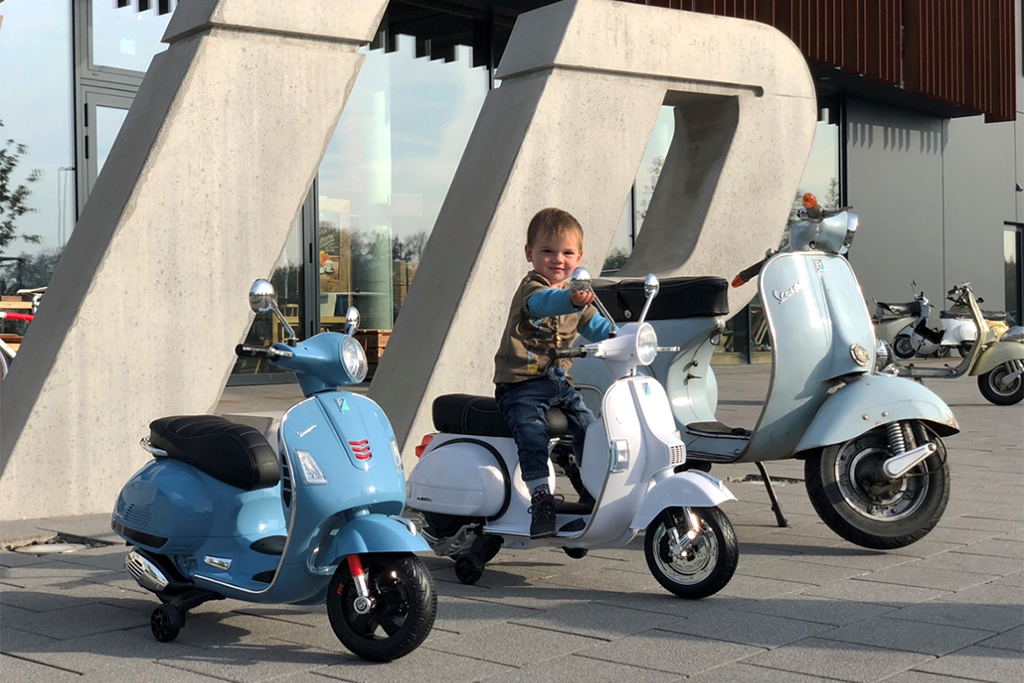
[549,346,587,360]
[732,258,766,288]
[235,343,270,358]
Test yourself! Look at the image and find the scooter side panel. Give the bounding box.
[629,471,736,531]
[742,253,876,463]
[972,342,1024,375]
[794,374,959,454]
[407,435,507,517]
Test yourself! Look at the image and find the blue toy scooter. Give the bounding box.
[111,279,436,662]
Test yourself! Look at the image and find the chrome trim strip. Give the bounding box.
[195,573,270,596]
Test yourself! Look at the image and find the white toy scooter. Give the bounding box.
[406,270,739,600]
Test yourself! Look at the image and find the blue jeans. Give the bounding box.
[494,366,595,483]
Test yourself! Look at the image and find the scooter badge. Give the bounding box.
[336,397,350,412]
[773,280,803,304]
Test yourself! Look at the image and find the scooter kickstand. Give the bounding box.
[755,462,790,528]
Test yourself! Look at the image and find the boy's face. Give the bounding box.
[525,233,583,286]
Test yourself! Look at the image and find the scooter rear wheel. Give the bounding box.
[644,506,738,599]
[805,424,949,549]
[893,335,916,359]
[327,553,437,662]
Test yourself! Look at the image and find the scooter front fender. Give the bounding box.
[794,374,959,455]
[972,342,1024,376]
[629,471,736,531]
[326,513,430,561]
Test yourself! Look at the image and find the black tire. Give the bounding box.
[150,604,182,642]
[454,553,484,585]
[977,364,1024,406]
[563,547,588,559]
[958,341,974,357]
[804,424,949,550]
[644,506,738,599]
[893,334,916,359]
[327,553,437,662]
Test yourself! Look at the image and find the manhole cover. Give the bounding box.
[4,532,116,555]
[14,542,86,555]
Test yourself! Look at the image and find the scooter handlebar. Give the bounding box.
[235,344,295,360]
[732,258,766,288]
[549,346,588,360]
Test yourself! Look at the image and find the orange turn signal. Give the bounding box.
[802,193,818,209]
[731,274,746,288]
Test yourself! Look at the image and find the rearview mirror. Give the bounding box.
[248,279,276,314]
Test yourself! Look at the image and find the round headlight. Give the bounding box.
[636,323,658,366]
[341,336,368,383]
[1000,326,1024,343]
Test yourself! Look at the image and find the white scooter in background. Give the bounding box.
[885,286,988,359]
[406,270,740,600]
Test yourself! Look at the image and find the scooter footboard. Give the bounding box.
[629,471,736,531]
[794,374,959,455]
[326,514,431,561]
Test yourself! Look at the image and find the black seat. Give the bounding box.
[592,276,729,322]
[432,394,569,439]
[940,309,1007,322]
[149,415,280,491]
[876,300,923,317]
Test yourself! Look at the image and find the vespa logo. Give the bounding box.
[773,279,803,304]
[336,397,350,412]
[296,425,317,438]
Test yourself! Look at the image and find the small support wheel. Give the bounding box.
[150,604,182,642]
[454,553,484,585]
[563,547,588,559]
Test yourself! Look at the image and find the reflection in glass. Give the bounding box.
[91,1,170,72]
[1005,228,1022,325]
[317,36,488,332]
[96,106,129,177]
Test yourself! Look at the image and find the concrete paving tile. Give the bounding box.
[0,559,113,582]
[509,600,678,640]
[476,652,686,683]
[741,637,933,682]
[939,581,1024,609]
[957,538,1024,559]
[78,660,227,682]
[57,548,132,574]
[731,594,896,626]
[434,594,539,635]
[801,578,949,606]
[0,625,58,653]
[884,598,1024,634]
[658,607,832,648]
[913,645,1024,683]
[817,614,997,655]
[990,572,1024,587]
[975,626,1023,653]
[314,647,518,683]
[856,565,998,592]
[968,507,1024,523]
[686,661,851,683]
[439,581,607,611]
[538,563,666,594]
[885,539,979,559]
[715,573,812,600]
[881,670,991,683]
[0,550,53,569]
[594,590,753,618]
[422,622,604,667]
[575,628,764,675]
[914,551,1024,577]
[10,601,152,640]
[777,547,917,571]
[0,576,154,613]
[0,653,78,682]
[735,557,872,586]
[165,634,349,682]
[12,626,203,674]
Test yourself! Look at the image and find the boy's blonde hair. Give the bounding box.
[527,208,583,250]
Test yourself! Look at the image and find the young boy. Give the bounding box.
[493,207,612,538]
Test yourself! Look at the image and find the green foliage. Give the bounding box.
[0,120,42,255]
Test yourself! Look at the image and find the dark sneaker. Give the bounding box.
[529,491,559,538]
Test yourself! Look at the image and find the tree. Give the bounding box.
[602,247,629,273]
[0,120,42,254]
[392,230,428,262]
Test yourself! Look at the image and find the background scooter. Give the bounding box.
[886,285,996,360]
[406,271,740,600]
[111,279,437,662]
[573,194,960,550]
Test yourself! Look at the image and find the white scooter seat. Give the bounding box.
[432,394,569,438]
[148,415,280,491]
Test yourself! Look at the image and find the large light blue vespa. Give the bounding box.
[111,279,435,662]
[573,194,959,551]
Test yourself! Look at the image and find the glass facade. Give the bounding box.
[1006,226,1023,326]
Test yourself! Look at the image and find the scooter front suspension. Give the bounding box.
[346,554,376,614]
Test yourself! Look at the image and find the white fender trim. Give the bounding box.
[629,470,736,531]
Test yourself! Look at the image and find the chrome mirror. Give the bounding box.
[637,273,660,324]
[569,268,592,292]
[248,279,276,314]
[345,306,360,337]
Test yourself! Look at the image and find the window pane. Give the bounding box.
[91,1,169,72]
[96,105,129,177]
[317,36,488,334]
[0,0,73,293]
[1005,228,1021,325]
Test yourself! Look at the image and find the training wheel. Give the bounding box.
[150,604,182,642]
[454,553,484,585]
[563,547,588,559]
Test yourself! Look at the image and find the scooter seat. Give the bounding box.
[432,394,569,439]
[592,276,729,322]
[876,301,923,317]
[939,309,1006,322]
[148,415,280,491]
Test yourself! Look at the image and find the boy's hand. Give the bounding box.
[569,289,595,308]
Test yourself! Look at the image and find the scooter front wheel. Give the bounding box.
[644,506,738,599]
[805,424,949,549]
[327,553,437,662]
[892,334,916,359]
[977,363,1024,405]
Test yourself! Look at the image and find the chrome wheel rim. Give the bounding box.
[652,518,718,585]
[835,436,929,521]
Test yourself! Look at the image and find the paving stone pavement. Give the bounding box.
[1,364,1021,682]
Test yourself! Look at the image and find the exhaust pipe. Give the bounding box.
[125,549,170,592]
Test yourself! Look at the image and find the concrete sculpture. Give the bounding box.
[371,0,817,466]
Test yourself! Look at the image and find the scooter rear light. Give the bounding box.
[415,433,437,458]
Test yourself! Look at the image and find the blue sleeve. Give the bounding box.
[526,289,576,317]
[579,312,612,342]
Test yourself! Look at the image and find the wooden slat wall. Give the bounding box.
[616,0,1017,123]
